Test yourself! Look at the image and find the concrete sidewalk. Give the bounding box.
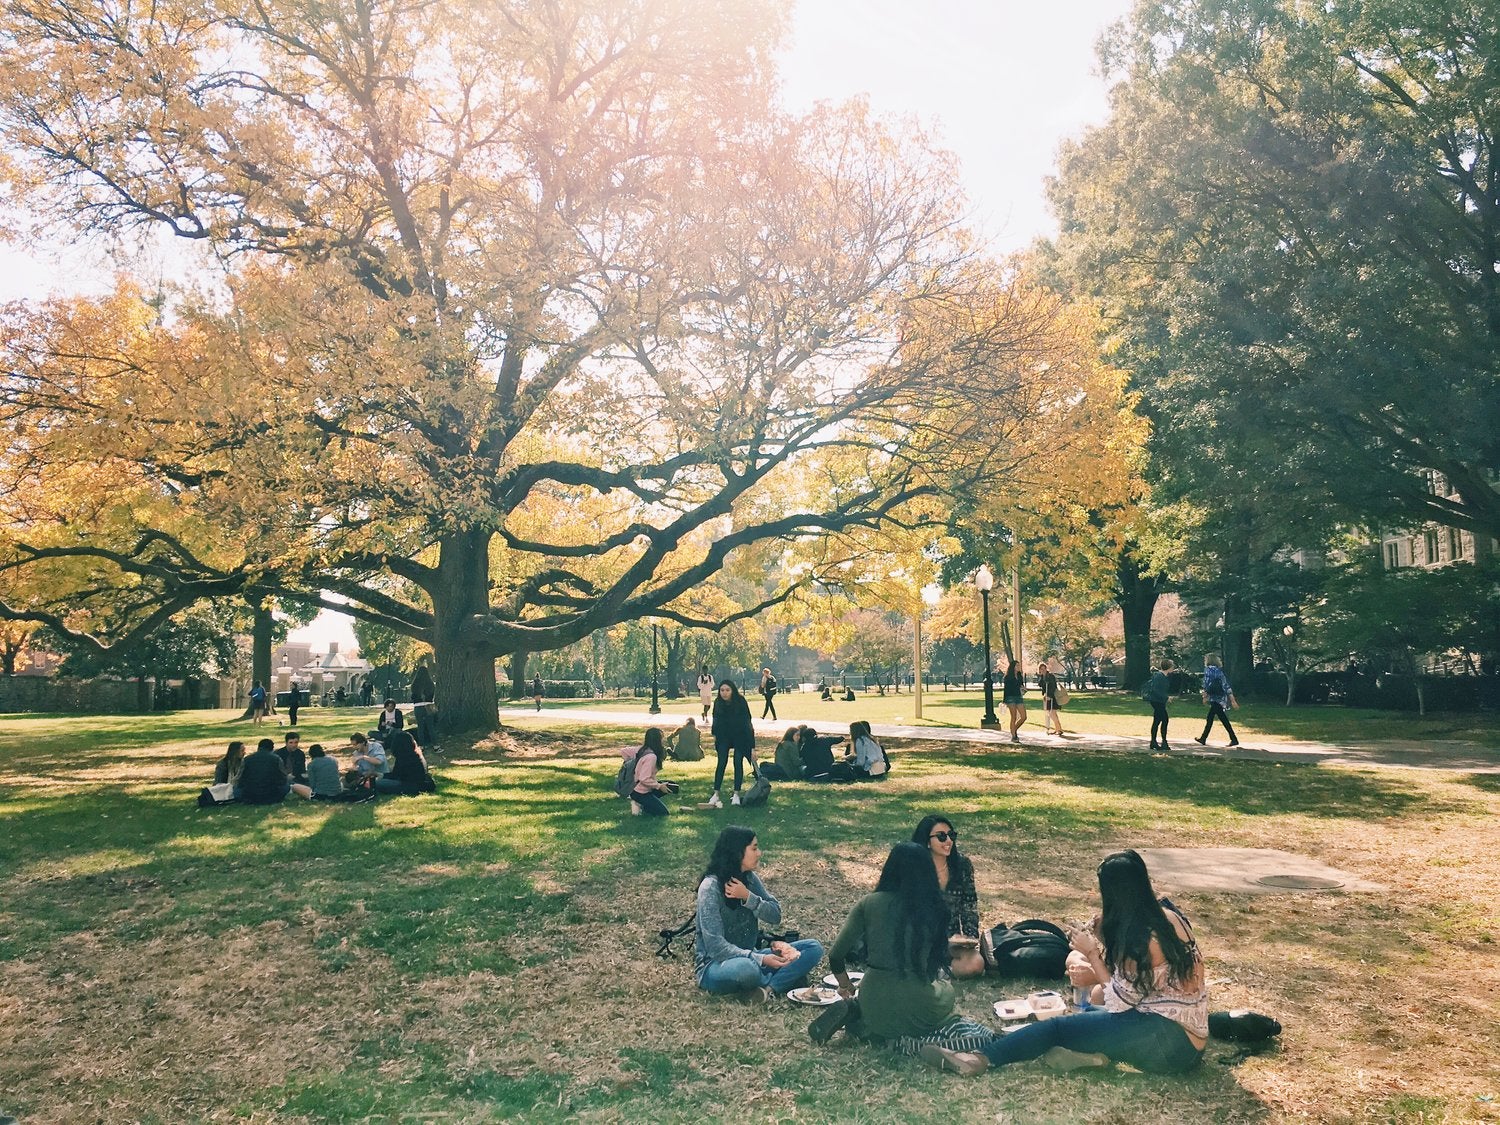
[497,706,1500,773]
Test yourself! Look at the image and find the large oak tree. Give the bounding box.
[1,0,1055,732]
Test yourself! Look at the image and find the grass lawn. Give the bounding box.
[1,708,1498,1123]
[516,688,1500,750]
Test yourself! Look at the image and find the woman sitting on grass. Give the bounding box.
[694,826,824,1002]
[810,842,995,1053]
[912,814,984,978]
[213,741,246,789]
[920,849,1207,1077]
[850,721,888,778]
[797,726,850,782]
[373,730,437,796]
[627,727,675,816]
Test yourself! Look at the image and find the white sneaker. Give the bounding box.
[707,792,723,809]
[731,792,742,806]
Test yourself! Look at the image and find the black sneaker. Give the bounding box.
[808,998,849,1045]
[1193,736,1207,745]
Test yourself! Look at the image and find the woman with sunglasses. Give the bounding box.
[920,849,1207,1077]
[694,826,824,1001]
[912,814,985,978]
[809,842,994,1055]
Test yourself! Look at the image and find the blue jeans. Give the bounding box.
[979,1009,1203,1074]
[697,939,824,996]
[631,791,669,816]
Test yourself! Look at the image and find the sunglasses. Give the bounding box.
[929,830,958,843]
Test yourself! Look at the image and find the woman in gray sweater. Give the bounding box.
[694,826,823,1000]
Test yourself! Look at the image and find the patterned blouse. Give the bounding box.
[939,854,980,939]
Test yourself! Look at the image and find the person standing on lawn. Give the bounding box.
[1144,659,1174,751]
[709,680,756,808]
[287,679,301,726]
[694,826,823,1001]
[1195,654,1239,747]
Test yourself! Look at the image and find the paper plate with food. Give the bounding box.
[787,985,843,1006]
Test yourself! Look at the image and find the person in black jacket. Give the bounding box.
[275,732,309,784]
[410,658,436,744]
[709,681,756,809]
[798,727,851,782]
[374,730,437,796]
[238,738,291,804]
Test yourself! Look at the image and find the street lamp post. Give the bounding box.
[648,623,662,715]
[975,565,1001,729]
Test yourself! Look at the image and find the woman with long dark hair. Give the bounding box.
[1001,660,1027,743]
[810,843,994,1055]
[920,849,1207,1076]
[627,727,673,816]
[214,741,246,788]
[1040,660,1064,737]
[911,815,984,978]
[709,680,756,808]
[693,826,823,1000]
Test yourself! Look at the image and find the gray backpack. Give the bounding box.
[613,754,638,799]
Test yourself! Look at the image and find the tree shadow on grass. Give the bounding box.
[961,749,1459,820]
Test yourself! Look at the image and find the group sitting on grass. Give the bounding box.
[628,716,889,815]
[209,728,436,806]
[693,819,1208,1078]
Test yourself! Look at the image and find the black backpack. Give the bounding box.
[984,918,1070,979]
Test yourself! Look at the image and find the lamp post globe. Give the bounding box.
[975,565,1001,729]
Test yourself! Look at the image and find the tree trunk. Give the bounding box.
[233,596,277,721]
[1116,554,1162,693]
[508,651,528,701]
[1285,665,1297,706]
[432,529,500,735]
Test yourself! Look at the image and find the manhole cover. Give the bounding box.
[1254,874,1344,890]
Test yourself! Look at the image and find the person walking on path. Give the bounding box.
[248,680,268,725]
[758,667,778,720]
[710,680,756,808]
[1040,661,1064,737]
[531,674,544,712]
[697,665,715,720]
[1195,654,1239,747]
[1144,660,1173,750]
[1001,660,1027,743]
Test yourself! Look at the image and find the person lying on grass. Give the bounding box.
[912,814,984,978]
[809,841,994,1055]
[919,848,1207,1077]
[694,826,824,1002]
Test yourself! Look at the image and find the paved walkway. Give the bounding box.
[497,706,1500,773]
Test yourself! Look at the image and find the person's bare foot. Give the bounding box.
[1042,1046,1110,1071]
[918,1044,989,1076]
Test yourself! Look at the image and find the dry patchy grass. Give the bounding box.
[0,713,1498,1122]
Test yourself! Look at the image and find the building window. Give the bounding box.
[1450,528,1466,559]
[1424,529,1440,565]
[1385,541,1401,569]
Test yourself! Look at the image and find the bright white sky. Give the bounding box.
[1,0,1134,649]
